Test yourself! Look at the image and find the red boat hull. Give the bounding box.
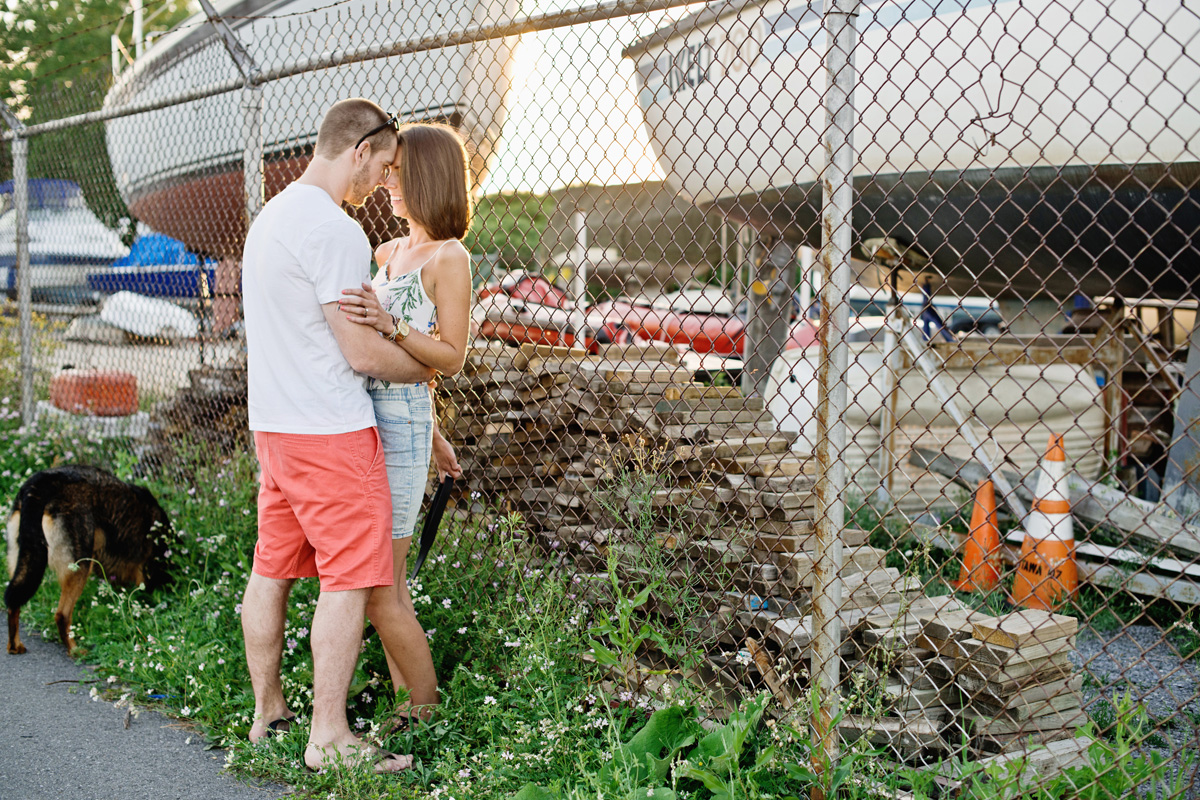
[126,153,401,259]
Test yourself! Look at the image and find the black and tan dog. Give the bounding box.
[5,465,174,655]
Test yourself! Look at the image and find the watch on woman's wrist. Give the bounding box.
[387,316,411,342]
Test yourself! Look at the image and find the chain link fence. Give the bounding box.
[3,0,1199,795]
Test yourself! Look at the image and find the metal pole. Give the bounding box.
[132,0,145,59]
[743,238,797,398]
[1,105,34,429]
[720,224,729,290]
[12,135,33,428]
[570,210,589,344]
[811,1,859,795]
[242,84,264,227]
[875,273,901,507]
[798,246,814,317]
[1165,317,1200,518]
[740,236,768,395]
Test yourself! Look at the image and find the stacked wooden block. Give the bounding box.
[440,342,584,504]
[957,610,1083,754]
[831,602,1086,762]
[840,595,966,759]
[557,344,697,551]
[917,606,1084,755]
[442,344,1081,768]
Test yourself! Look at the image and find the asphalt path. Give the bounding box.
[0,624,288,800]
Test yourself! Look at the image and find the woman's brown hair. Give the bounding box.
[395,123,472,241]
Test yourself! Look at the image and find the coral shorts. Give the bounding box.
[252,428,394,592]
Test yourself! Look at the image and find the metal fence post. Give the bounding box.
[198,0,262,232]
[811,0,860,794]
[243,84,264,229]
[571,210,589,343]
[0,107,34,427]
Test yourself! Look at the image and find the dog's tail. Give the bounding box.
[4,487,49,611]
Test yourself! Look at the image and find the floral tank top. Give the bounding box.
[367,239,449,389]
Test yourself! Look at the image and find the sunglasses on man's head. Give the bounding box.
[355,113,399,149]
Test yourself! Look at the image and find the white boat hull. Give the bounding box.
[625,0,1200,298]
[105,0,519,258]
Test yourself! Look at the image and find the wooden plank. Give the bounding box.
[839,715,945,752]
[956,651,1073,684]
[685,537,750,565]
[910,447,1200,560]
[972,728,1080,755]
[1005,530,1200,581]
[970,688,1082,722]
[957,663,1077,699]
[602,363,694,381]
[745,637,796,710]
[591,341,679,364]
[971,736,1094,780]
[971,609,1079,650]
[962,706,1088,737]
[960,634,1076,667]
[676,436,792,460]
[1078,561,1200,605]
[920,607,993,642]
[963,674,1081,711]
[774,546,882,589]
[716,454,812,477]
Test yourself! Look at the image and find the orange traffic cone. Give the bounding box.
[1011,434,1078,611]
[952,480,1002,593]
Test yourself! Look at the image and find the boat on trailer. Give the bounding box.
[623,0,1200,299]
[104,0,519,259]
[87,232,219,298]
[0,179,128,304]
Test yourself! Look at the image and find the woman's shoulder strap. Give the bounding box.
[377,237,406,271]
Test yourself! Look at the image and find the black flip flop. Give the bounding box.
[265,716,293,737]
[410,476,454,580]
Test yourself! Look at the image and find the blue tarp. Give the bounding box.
[112,234,216,269]
[88,234,218,298]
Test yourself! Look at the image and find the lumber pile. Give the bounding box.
[840,595,966,759]
[836,603,1086,762]
[440,342,586,508]
[440,346,1087,775]
[955,609,1084,754]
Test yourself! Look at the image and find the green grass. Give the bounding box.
[1,419,1193,800]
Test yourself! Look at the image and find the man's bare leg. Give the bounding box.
[242,572,295,743]
[307,586,409,772]
[366,537,440,716]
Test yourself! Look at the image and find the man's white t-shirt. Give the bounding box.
[243,183,376,434]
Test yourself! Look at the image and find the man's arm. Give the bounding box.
[322,303,436,383]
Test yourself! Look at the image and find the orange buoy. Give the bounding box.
[49,369,138,417]
[951,479,1003,593]
[1010,434,1078,611]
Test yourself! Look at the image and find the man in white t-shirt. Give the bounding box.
[240,98,432,774]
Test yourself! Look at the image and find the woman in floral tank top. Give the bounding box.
[338,123,474,732]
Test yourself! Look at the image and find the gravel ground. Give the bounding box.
[1074,624,1200,797]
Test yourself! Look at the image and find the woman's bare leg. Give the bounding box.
[365,536,439,716]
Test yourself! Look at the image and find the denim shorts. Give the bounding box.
[370,383,433,540]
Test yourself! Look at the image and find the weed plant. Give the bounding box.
[587,437,712,683]
[0,305,64,400]
[1,417,1193,799]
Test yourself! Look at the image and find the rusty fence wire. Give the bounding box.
[3,0,1200,795]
